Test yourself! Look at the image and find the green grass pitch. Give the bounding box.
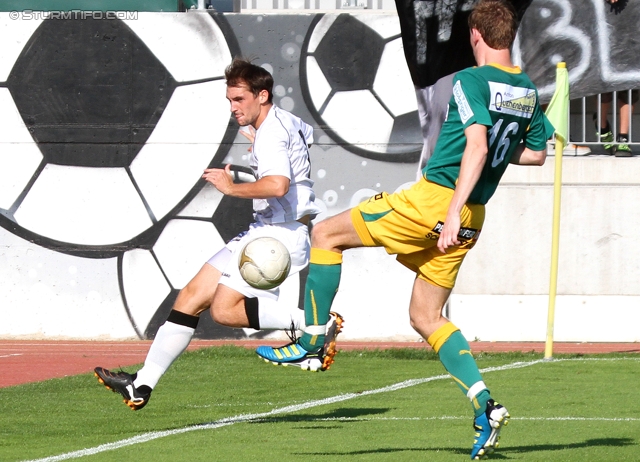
[1,347,639,461]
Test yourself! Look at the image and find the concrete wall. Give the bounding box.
[323,157,640,343]
[452,157,640,342]
[0,10,638,342]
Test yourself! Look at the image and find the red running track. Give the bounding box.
[1,339,638,388]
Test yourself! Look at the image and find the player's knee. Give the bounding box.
[209,303,242,327]
[409,313,424,333]
[311,218,338,248]
[209,305,227,324]
[408,305,444,336]
[174,282,214,316]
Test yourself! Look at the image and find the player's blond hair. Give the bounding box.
[468,0,518,51]
[225,57,274,103]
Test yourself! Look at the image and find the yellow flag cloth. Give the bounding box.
[544,63,569,144]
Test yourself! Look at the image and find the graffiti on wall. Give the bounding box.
[518,0,640,101]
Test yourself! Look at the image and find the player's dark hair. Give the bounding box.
[225,57,274,103]
[468,0,518,51]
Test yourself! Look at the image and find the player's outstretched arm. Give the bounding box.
[202,164,290,198]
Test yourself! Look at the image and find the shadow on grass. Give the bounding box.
[250,407,391,427]
[291,437,635,458]
[503,437,636,454]
[297,447,454,456]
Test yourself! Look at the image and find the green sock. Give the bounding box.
[428,324,490,417]
[299,249,342,352]
[473,389,491,417]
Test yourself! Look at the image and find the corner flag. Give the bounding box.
[544,62,569,143]
[544,62,569,360]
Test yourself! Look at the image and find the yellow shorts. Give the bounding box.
[350,178,485,289]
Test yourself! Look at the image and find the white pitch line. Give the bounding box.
[0,353,22,358]
[21,357,638,462]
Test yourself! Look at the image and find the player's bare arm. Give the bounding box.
[202,164,289,198]
[509,143,546,166]
[437,123,488,253]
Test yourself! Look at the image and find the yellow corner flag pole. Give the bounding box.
[543,62,569,359]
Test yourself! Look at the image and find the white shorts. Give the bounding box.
[207,220,310,300]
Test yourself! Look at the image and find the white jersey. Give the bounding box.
[250,105,321,224]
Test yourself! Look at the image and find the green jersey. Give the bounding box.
[424,64,554,205]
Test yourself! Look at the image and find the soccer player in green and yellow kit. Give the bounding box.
[257,0,555,458]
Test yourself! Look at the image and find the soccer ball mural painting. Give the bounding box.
[301,13,422,162]
[3,14,234,248]
[0,13,253,338]
[239,237,292,290]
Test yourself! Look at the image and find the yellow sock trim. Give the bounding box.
[426,322,460,354]
[451,375,470,392]
[310,248,342,265]
[310,290,318,325]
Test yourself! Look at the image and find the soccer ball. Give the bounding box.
[239,237,292,290]
[300,13,422,162]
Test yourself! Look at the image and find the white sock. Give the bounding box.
[133,321,194,389]
[257,298,305,330]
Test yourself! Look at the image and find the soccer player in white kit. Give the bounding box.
[94,58,342,410]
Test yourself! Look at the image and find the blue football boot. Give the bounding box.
[256,312,344,371]
[471,399,510,459]
[256,342,324,371]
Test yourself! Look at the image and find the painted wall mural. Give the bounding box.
[0,11,420,340]
[0,13,249,339]
[301,13,422,162]
[0,3,638,340]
